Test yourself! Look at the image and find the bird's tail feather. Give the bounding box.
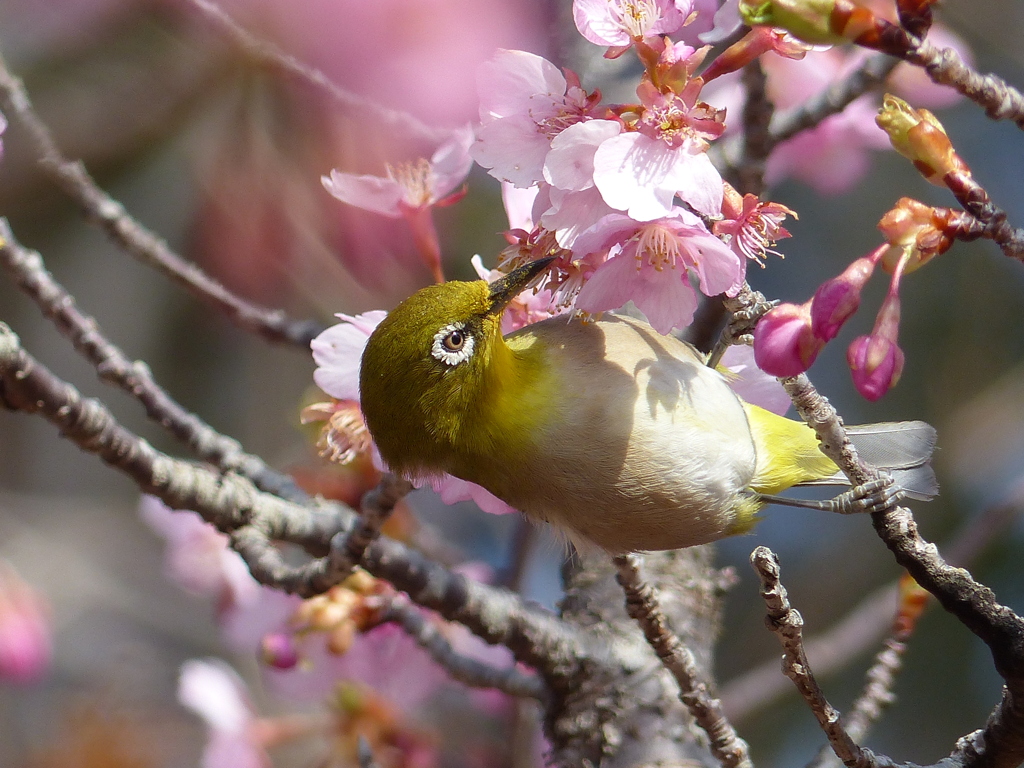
[798,420,939,501]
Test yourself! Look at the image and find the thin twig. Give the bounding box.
[614,553,753,768]
[942,173,1024,262]
[723,484,1024,723]
[0,220,306,502]
[0,52,324,348]
[183,0,452,144]
[905,39,1024,130]
[322,473,414,584]
[770,54,898,146]
[751,546,876,768]
[0,320,589,680]
[735,60,773,196]
[384,596,548,701]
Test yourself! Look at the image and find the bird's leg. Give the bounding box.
[756,476,903,515]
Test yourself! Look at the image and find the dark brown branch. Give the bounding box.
[770,54,898,146]
[183,0,451,144]
[735,60,773,196]
[942,174,1024,262]
[751,547,882,768]
[0,219,306,502]
[0,321,589,681]
[724,489,1023,723]
[0,53,324,348]
[614,554,753,768]
[904,40,1024,130]
[383,596,548,701]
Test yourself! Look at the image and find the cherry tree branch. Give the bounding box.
[0,321,591,682]
[383,595,548,701]
[723,489,1023,723]
[182,0,452,144]
[769,53,898,146]
[0,219,307,502]
[903,39,1024,130]
[0,52,325,349]
[614,553,753,768]
[751,546,886,768]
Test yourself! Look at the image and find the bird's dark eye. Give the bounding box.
[443,329,465,351]
[431,322,475,366]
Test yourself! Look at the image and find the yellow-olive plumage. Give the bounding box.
[359,262,934,553]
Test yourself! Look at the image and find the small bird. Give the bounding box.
[359,259,936,553]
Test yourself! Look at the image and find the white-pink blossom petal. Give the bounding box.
[573,0,690,47]
[310,311,388,402]
[472,114,553,188]
[593,132,723,221]
[720,344,792,415]
[501,182,540,230]
[544,119,622,191]
[430,475,519,515]
[321,171,405,218]
[476,49,566,122]
[540,187,618,248]
[685,229,744,296]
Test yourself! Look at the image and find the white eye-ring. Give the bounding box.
[431,322,475,366]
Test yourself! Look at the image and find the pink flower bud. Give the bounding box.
[846,291,904,401]
[810,247,883,342]
[261,632,300,670]
[753,301,824,377]
[847,333,905,401]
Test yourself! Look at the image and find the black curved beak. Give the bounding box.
[487,257,555,315]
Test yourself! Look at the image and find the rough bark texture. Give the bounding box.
[548,546,725,767]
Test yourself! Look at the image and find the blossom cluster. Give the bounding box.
[311,0,969,508]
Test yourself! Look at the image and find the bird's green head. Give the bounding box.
[359,259,552,477]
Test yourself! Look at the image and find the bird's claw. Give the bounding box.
[825,476,904,515]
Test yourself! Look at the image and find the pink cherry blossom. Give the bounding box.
[713,187,794,264]
[323,128,473,283]
[0,562,51,685]
[321,127,473,218]
[720,344,791,415]
[592,78,725,218]
[573,210,742,333]
[311,311,388,401]
[471,50,600,188]
[593,132,723,219]
[179,659,270,768]
[573,0,694,47]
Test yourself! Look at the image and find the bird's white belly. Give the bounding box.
[500,315,758,553]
